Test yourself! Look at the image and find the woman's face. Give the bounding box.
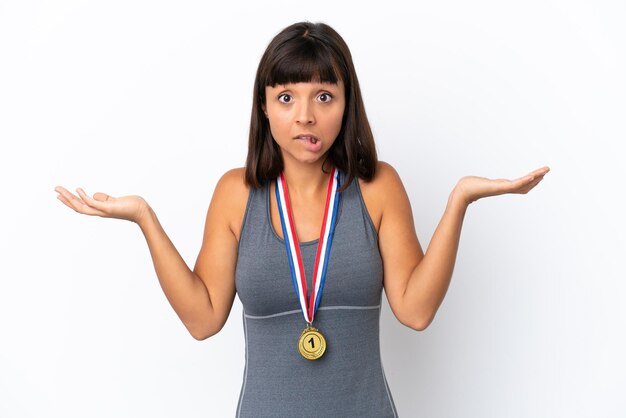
[263,80,345,167]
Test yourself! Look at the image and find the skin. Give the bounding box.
[262,80,347,242]
[54,80,550,337]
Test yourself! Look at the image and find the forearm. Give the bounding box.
[137,205,213,338]
[403,188,468,329]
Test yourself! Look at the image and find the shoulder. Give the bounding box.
[211,167,251,241]
[373,161,402,185]
[213,167,249,200]
[358,160,405,196]
[216,167,248,189]
[357,161,406,233]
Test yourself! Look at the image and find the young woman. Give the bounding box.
[54,21,549,417]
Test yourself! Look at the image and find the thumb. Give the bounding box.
[93,192,112,202]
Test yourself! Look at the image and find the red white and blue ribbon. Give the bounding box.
[275,167,341,325]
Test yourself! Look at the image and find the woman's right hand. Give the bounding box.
[54,186,149,225]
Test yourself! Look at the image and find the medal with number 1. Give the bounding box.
[275,167,341,360]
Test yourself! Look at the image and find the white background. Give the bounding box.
[1,1,625,417]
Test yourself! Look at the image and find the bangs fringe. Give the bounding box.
[265,38,342,87]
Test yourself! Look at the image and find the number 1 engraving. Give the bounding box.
[307,336,315,349]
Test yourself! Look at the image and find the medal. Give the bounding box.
[275,167,341,360]
[298,325,326,360]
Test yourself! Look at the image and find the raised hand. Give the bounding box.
[454,166,550,206]
[54,186,149,224]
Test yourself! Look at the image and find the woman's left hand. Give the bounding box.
[454,166,551,206]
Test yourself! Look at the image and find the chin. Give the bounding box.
[283,151,328,166]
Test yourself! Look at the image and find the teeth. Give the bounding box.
[299,136,318,144]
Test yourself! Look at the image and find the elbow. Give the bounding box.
[406,321,427,332]
[190,327,218,341]
[185,308,229,341]
[402,314,432,332]
[188,321,223,341]
[191,330,211,341]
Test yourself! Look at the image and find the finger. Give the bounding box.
[55,185,76,198]
[55,186,88,207]
[518,168,549,184]
[93,192,112,202]
[517,175,545,194]
[529,175,546,189]
[503,173,540,194]
[74,188,110,216]
[56,193,75,210]
[56,187,105,216]
[526,166,551,178]
[516,175,538,185]
[76,188,109,210]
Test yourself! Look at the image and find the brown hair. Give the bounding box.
[244,21,377,193]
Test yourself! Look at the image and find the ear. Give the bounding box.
[261,103,268,118]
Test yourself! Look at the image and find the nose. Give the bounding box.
[295,101,315,125]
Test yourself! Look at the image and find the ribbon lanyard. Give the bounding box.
[275,167,341,325]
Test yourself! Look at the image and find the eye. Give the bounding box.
[278,93,292,104]
[318,92,333,103]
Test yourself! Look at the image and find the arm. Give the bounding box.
[56,169,244,340]
[377,163,550,331]
[137,207,217,340]
[137,169,244,340]
[396,189,467,330]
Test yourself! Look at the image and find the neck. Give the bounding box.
[281,159,333,198]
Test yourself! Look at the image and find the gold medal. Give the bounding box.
[298,325,326,360]
[276,169,340,361]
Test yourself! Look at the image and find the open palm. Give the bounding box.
[456,166,550,205]
[54,186,148,223]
